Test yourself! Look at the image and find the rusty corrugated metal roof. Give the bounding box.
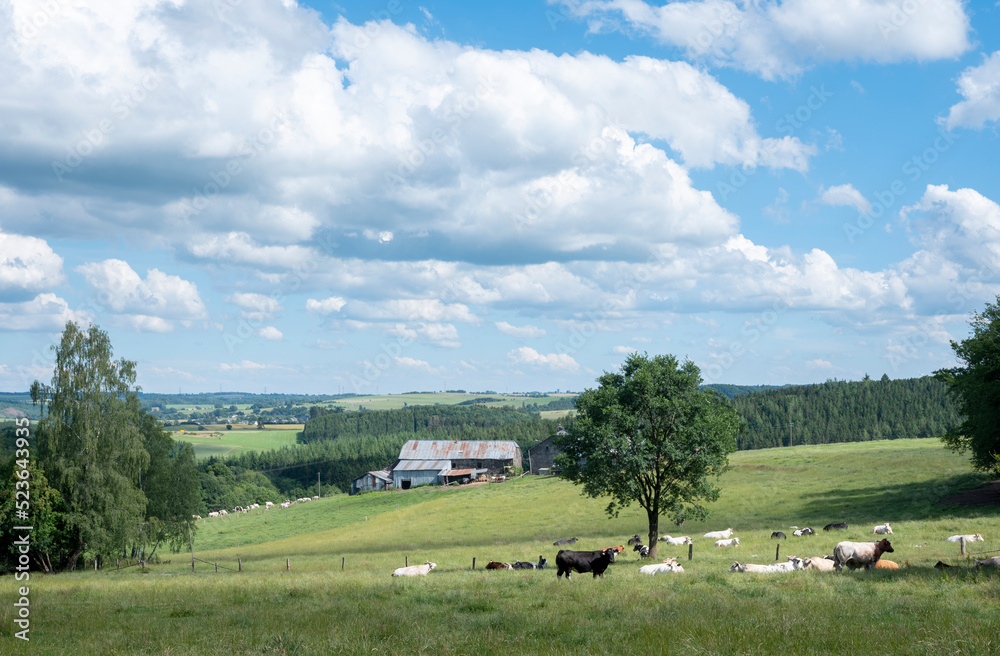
[399,440,519,460]
[442,469,474,477]
[392,459,452,472]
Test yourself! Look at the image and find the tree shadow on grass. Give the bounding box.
[793,472,994,525]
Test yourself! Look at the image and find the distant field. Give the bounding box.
[540,409,574,420]
[170,426,301,459]
[329,392,574,411]
[15,438,1000,655]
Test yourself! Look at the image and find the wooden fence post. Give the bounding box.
[472,557,476,570]
[688,543,693,561]
[775,543,780,561]
[960,537,967,556]
[238,558,242,572]
[342,557,345,571]
[286,558,290,571]
[405,556,408,567]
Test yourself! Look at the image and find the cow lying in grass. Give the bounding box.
[639,558,684,574]
[946,533,984,543]
[729,558,804,573]
[392,562,436,577]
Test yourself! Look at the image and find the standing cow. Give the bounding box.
[555,549,615,580]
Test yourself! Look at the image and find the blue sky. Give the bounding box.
[3,0,1000,394]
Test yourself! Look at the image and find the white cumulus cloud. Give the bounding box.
[75,259,207,327]
[258,326,283,341]
[0,231,65,299]
[558,0,971,80]
[819,184,871,215]
[305,296,347,315]
[508,346,580,371]
[941,51,1000,130]
[495,321,547,338]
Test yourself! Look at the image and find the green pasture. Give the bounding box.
[6,438,1000,655]
[171,427,301,459]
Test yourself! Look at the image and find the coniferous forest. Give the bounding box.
[728,375,958,450]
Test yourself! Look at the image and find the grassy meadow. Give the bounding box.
[4,438,1000,655]
[169,426,301,459]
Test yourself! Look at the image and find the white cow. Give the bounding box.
[833,539,894,571]
[729,558,803,573]
[639,559,684,574]
[265,501,274,509]
[946,533,984,543]
[873,523,893,535]
[658,535,693,545]
[704,528,734,539]
[798,556,836,571]
[715,537,740,548]
[392,562,436,577]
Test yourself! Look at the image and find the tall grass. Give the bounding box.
[4,438,999,655]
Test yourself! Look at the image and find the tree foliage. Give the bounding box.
[556,353,743,558]
[22,322,199,571]
[936,297,1000,474]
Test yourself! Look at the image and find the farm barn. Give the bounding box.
[397,440,522,477]
[391,459,454,490]
[527,427,568,475]
[349,469,393,495]
[390,440,522,490]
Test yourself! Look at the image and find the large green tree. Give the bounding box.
[31,322,150,570]
[139,413,200,559]
[556,353,744,559]
[936,297,1000,474]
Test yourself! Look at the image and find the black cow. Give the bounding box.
[553,537,578,546]
[627,534,642,546]
[512,556,548,570]
[823,522,848,531]
[556,549,615,579]
[633,543,650,558]
[771,531,786,539]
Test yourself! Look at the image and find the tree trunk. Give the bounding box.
[65,539,85,572]
[647,509,659,561]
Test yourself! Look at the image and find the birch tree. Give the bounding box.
[32,322,149,570]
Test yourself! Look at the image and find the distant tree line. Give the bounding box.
[730,376,958,450]
[703,384,784,399]
[300,404,545,443]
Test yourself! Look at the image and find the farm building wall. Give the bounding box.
[350,471,392,495]
[528,437,562,475]
[392,468,443,490]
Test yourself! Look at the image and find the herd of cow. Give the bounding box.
[389,524,998,578]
